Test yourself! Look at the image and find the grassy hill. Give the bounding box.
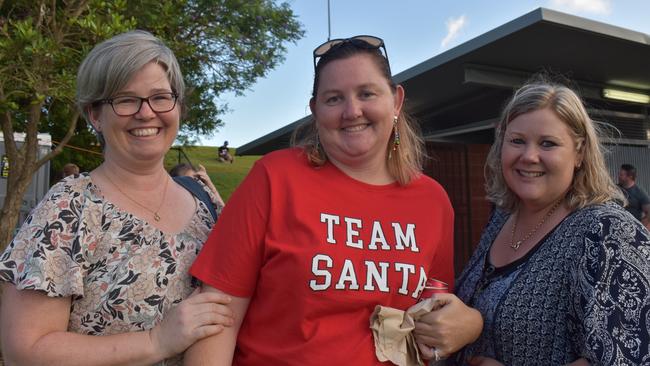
[164,146,260,202]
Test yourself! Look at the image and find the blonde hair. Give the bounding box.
[292,42,425,185]
[485,80,625,211]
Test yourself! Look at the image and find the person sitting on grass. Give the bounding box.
[218,141,234,163]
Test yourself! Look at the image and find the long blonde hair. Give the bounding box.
[485,80,625,211]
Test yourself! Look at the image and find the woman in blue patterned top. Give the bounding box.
[451,81,650,365]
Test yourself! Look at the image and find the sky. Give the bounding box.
[202,0,650,148]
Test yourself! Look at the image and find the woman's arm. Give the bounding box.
[468,356,589,366]
[183,285,251,366]
[1,284,233,366]
[573,211,650,364]
[413,293,483,359]
[195,164,226,207]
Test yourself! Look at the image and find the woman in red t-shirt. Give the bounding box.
[186,35,483,366]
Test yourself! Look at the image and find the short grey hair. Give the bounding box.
[76,30,185,143]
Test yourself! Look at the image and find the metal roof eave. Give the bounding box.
[236,115,311,156]
[235,7,650,156]
[393,7,650,85]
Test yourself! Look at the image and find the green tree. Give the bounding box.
[0,0,304,249]
[47,101,103,180]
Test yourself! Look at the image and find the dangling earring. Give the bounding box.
[392,115,400,151]
[388,116,400,160]
[314,130,323,158]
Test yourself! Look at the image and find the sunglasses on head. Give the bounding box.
[312,35,390,73]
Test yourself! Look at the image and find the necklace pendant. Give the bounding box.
[154,212,161,222]
[511,240,522,251]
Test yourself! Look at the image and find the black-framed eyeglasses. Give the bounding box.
[98,92,178,116]
[313,35,390,73]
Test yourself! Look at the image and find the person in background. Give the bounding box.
[184,35,482,366]
[0,30,233,366]
[62,162,80,177]
[618,163,650,229]
[447,81,650,365]
[169,163,226,207]
[217,141,234,163]
[169,162,195,177]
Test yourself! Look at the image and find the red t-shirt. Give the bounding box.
[191,148,454,365]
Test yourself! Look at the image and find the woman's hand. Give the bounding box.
[149,287,234,358]
[467,356,504,366]
[413,293,483,360]
[194,165,214,191]
[194,164,210,182]
[194,164,225,207]
[183,286,251,366]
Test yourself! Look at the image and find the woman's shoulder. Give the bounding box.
[15,173,101,240]
[412,172,443,189]
[409,173,453,200]
[21,173,96,227]
[40,173,95,205]
[463,207,508,255]
[251,148,320,179]
[0,173,96,296]
[569,201,636,225]
[575,201,625,214]
[565,202,649,247]
[255,147,306,167]
[53,172,92,191]
[477,206,509,229]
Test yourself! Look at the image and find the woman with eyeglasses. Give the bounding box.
[184,35,483,365]
[0,30,233,365]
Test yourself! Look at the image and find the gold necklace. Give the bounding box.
[103,171,169,222]
[510,199,563,251]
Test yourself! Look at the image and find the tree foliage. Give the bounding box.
[127,0,304,141]
[0,0,304,249]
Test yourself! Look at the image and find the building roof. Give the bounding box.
[237,7,650,155]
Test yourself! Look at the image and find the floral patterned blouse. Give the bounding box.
[0,173,219,365]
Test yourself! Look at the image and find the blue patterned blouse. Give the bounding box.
[453,203,650,365]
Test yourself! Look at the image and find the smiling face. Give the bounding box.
[501,107,582,210]
[89,62,179,168]
[309,53,404,175]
